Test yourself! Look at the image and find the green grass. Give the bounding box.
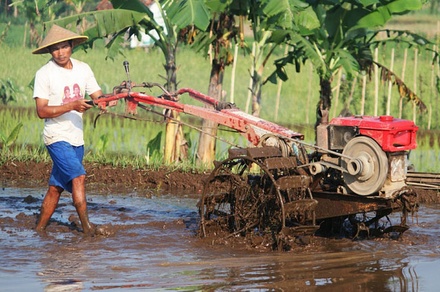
[410,130,440,173]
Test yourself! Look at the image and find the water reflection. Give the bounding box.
[1,188,439,291]
[174,250,418,291]
[37,240,88,291]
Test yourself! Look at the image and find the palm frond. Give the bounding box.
[45,9,147,37]
[373,60,427,113]
[290,34,325,73]
[333,49,359,78]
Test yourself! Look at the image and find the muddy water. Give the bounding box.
[1,187,440,291]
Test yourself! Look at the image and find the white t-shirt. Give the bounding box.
[33,58,101,146]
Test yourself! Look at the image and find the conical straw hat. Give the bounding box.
[32,25,88,54]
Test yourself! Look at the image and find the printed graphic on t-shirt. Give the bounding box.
[62,83,83,104]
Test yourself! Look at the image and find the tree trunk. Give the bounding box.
[197,60,223,167]
[251,67,263,117]
[251,80,262,117]
[163,46,187,164]
[315,77,332,143]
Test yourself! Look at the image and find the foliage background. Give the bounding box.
[0,1,440,172]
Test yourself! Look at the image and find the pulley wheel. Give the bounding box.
[342,136,388,196]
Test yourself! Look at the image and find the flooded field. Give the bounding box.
[1,186,440,291]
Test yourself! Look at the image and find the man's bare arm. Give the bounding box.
[35,97,93,119]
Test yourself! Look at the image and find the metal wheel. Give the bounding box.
[199,156,284,240]
[342,136,388,196]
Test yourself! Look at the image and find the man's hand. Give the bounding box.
[75,99,94,113]
[35,98,93,118]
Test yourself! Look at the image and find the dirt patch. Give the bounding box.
[416,188,440,204]
[0,160,209,196]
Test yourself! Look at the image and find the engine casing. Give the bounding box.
[317,115,418,197]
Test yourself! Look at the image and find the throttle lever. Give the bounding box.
[123,60,132,90]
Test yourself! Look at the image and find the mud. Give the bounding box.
[1,161,440,290]
[0,160,209,195]
[2,188,440,291]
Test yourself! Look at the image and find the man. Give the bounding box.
[32,25,103,235]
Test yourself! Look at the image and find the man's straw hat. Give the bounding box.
[32,25,88,54]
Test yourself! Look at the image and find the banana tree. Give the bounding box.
[245,0,319,117]
[44,0,210,164]
[64,0,87,14]
[64,0,88,30]
[270,0,431,139]
[190,0,240,166]
[193,0,317,166]
[10,0,59,47]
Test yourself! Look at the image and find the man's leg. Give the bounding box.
[36,185,63,231]
[72,174,95,235]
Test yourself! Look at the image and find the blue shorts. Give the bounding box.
[46,141,86,193]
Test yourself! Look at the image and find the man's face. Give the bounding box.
[49,41,72,68]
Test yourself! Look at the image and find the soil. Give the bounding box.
[0,160,210,196]
[1,160,439,203]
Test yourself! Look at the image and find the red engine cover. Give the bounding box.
[330,115,418,152]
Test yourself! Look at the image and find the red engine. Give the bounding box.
[315,115,419,197]
[328,115,418,151]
